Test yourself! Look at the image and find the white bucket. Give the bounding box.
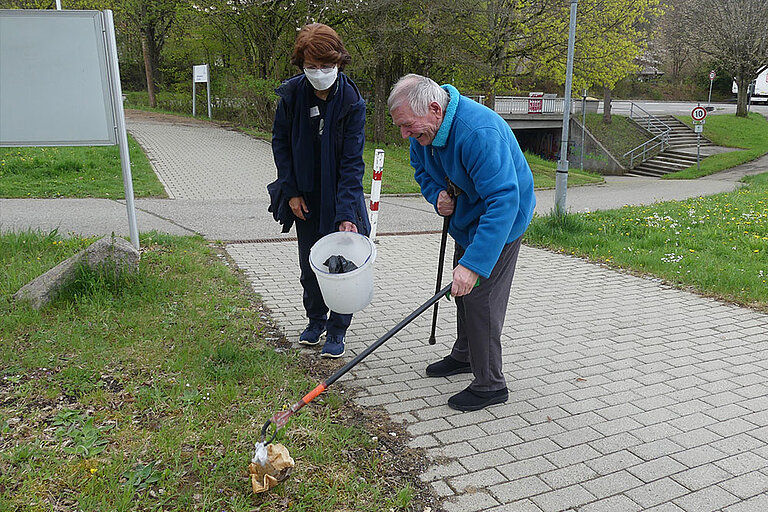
[309,232,376,314]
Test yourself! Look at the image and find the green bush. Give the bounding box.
[215,74,279,129]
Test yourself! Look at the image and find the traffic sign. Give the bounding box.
[691,106,707,121]
[694,124,704,133]
[709,70,716,81]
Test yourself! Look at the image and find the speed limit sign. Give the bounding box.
[709,70,716,81]
[691,106,707,122]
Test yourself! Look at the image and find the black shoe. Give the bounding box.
[299,320,326,346]
[448,386,509,411]
[426,355,472,377]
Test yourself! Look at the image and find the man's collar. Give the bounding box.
[431,84,459,148]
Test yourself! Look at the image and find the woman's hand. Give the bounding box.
[338,221,358,233]
[289,196,309,221]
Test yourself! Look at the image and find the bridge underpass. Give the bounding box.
[487,96,623,174]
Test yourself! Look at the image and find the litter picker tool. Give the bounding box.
[257,282,453,449]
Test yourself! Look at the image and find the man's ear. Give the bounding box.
[429,101,443,116]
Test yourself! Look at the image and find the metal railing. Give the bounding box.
[492,96,568,115]
[617,101,672,168]
[469,95,597,115]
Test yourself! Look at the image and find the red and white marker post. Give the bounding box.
[368,149,385,242]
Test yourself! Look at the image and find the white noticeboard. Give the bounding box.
[193,64,209,83]
[0,9,139,249]
[0,10,116,146]
[192,64,211,118]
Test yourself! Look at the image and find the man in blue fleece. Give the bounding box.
[388,74,536,411]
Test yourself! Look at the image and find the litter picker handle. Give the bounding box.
[326,281,452,387]
[260,282,453,444]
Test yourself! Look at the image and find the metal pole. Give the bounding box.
[697,133,701,172]
[696,101,701,170]
[56,0,62,9]
[707,79,713,107]
[580,89,586,171]
[104,10,140,250]
[206,64,212,118]
[192,81,196,117]
[207,79,212,118]
[555,0,578,215]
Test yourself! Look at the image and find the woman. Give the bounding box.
[268,23,369,358]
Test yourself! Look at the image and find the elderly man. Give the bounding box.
[388,74,536,411]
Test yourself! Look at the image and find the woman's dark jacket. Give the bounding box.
[268,72,370,236]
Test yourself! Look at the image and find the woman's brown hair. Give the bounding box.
[290,23,351,71]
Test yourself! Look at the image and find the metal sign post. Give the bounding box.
[580,89,587,171]
[691,105,707,172]
[192,64,211,118]
[708,70,715,108]
[104,11,139,249]
[554,0,579,215]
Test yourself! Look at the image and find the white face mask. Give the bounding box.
[304,66,338,91]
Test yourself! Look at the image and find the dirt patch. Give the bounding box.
[217,244,444,511]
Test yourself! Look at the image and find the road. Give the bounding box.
[607,100,768,117]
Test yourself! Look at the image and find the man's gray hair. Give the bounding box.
[387,74,449,116]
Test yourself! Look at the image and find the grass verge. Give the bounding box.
[666,113,768,179]
[0,136,166,199]
[584,113,650,166]
[1,231,429,512]
[525,172,768,311]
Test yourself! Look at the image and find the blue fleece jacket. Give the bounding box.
[411,85,536,278]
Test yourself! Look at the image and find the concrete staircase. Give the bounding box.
[627,115,712,177]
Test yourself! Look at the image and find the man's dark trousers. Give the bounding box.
[450,235,523,393]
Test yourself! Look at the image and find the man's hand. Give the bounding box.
[451,264,478,297]
[338,221,358,233]
[437,190,455,216]
[289,196,309,221]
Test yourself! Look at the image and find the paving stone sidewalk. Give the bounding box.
[227,235,768,512]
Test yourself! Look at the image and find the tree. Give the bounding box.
[191,0,317,81]
[342,0,465,142]
[653,0,697,84]
[533,0,663,123]
[684,0,768,117]
[113,0,182,107]
[451,0,561,103]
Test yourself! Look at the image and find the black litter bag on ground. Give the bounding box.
[324,255,358,274]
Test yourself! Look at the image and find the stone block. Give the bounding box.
[13,235,139,309]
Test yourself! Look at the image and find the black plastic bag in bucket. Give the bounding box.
[308,232,376,314]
